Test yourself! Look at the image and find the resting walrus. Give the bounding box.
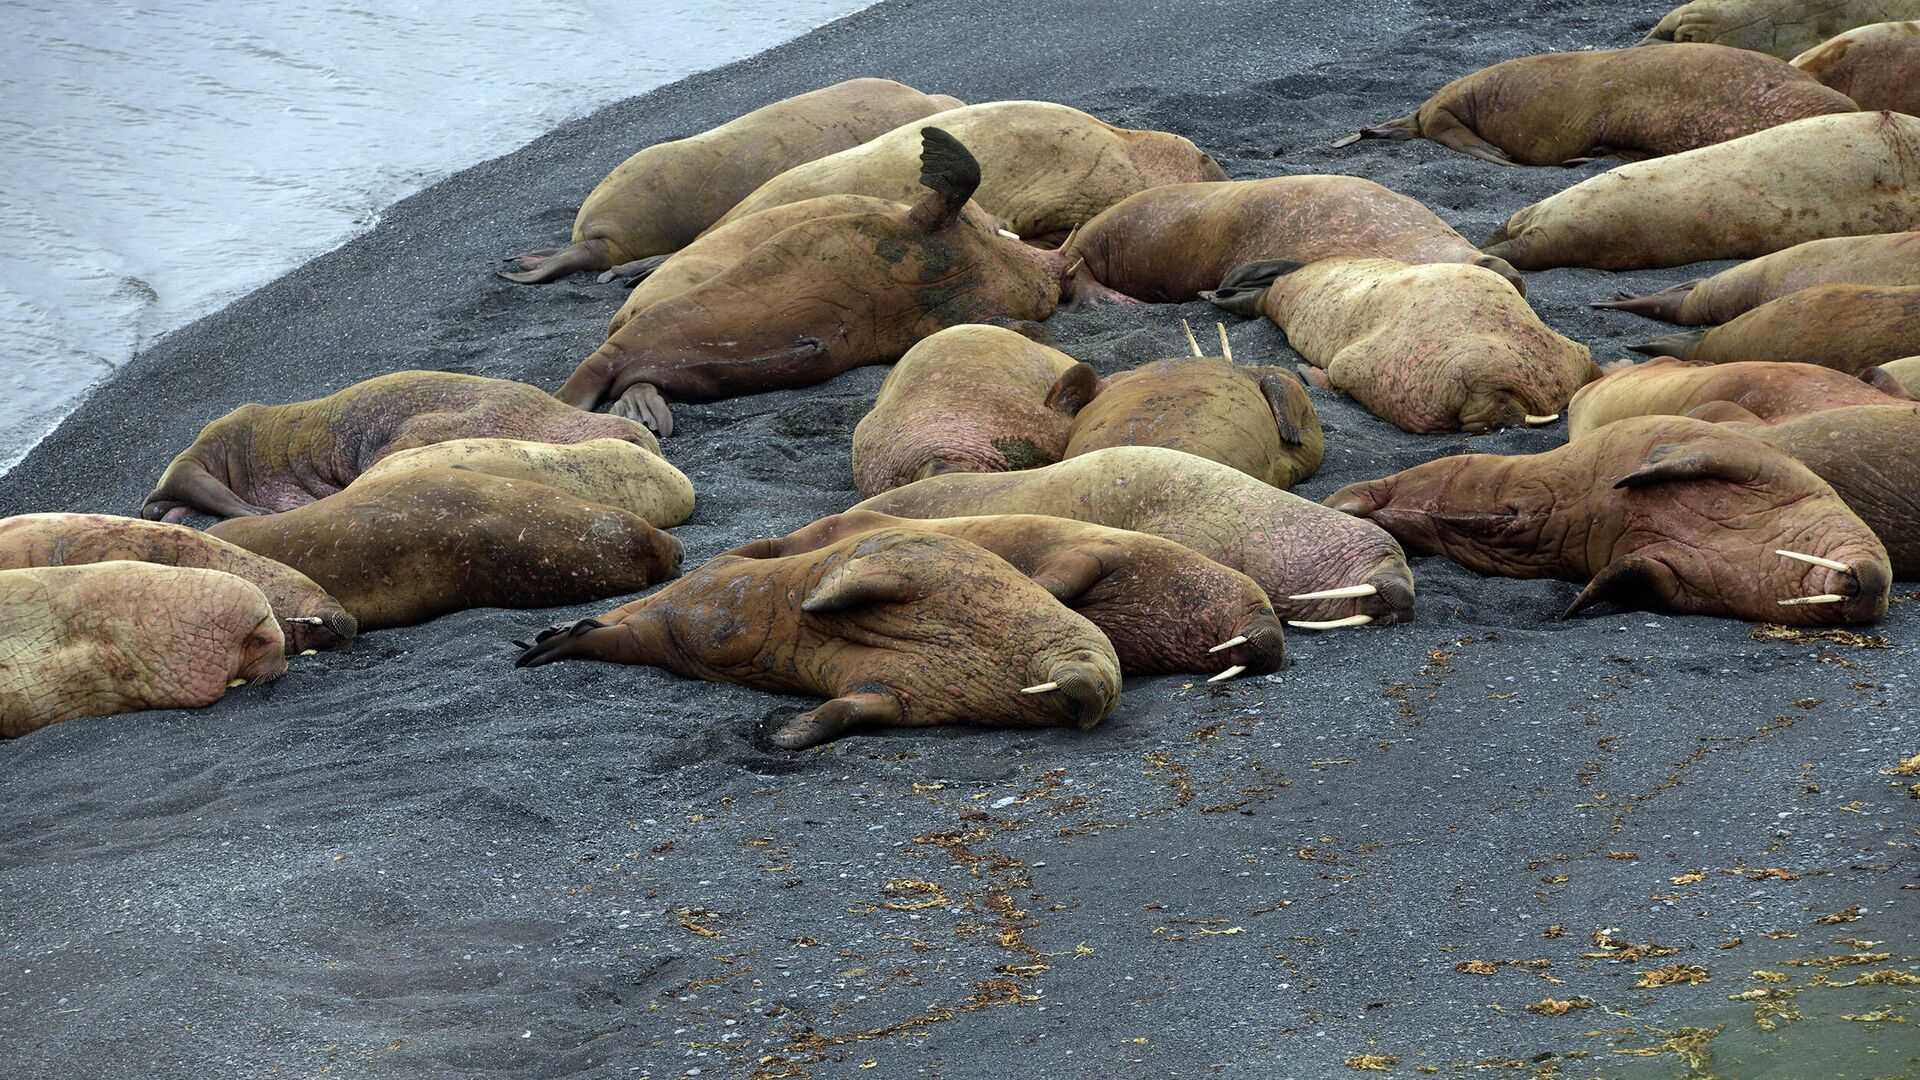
[1324,416,1891,624]
[1595,232,1920,324]
[1208,258,1598,434]
[1,562,287,738]
[354,437,696,528]
[852,446,1416,630]
[1631,284,1920,375]
[1639,0,1920,59]
[725,511,1286,679]
[1567,357,1912,438]
[1868,356,1920,395]
[208,469,684,631]
[498,79,961,283]
[1484,112,1920,271]
[1792,20,1920,112]
[142,371,659,523]
[0,513,356,653]
[1339,45,1853,166]
[515,527,1123,749]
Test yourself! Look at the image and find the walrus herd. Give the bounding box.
[8,16,1920,743]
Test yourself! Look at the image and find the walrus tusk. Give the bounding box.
[288,616,326,624]
[1287,614,1374,630]
[1216,322,1233,363]
[1288,584,1378,601]
[1208,635,1248,653]
[227,678,247,687]
[299,649,318,656]
[1064,256,1085,278]
[1022,681,1060,694]
[1775,549,1852,573]
[1181,319,1202,357]
[1523,413,1560,425]
[1778,594,1846,606]
[997,228,1021,240]
[1207,665,1247,683]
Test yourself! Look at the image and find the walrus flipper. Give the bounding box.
[1628,329,1707,359]
[1332,113,1419,149]
[1044,363,1101,415]
[1206,259,1309,318]
[801,557,926,613]
[597,254,670,286]
[513,618,613,668]
[1421,112,1518,166]
[609,383,675,437]
[766,690,905,750]
[908,127,982,231]
[141,459,273,523]
[1257,372,1309,446]
[498,238,614,284]
[1592,280,1700,323]
[1562,554,1666,618]
[1613,443,1760,489]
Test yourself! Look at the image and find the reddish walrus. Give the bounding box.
[1323,416,1891,625]
[1595,232,1920,324]
[1639,0,1920,59]
[1,562,287,738]
[498,79,961,283]
[143,371,659,523]
[1567,357,1911,438]
[1338,44,1853,166]
[1630,284,1920,374]
[515,527,1123,750]
[208,469,684,631]
[724,510,1286,680]
[1484,112,1920,271]
[1208,258,1598,434]
[553,128,1073,437]
[851,445,1416,630]
[1060,176,1526,303]
[0,513,356,653]
[1793,21,1920,111]
[850,325,1098,498]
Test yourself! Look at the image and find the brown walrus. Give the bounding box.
[143,372,660,523]
[850,325,1098,498]
[1868,355,1920,395]
[1595,232,1920,324]
[1339,45,1854,166]
[1324,416,1891,624]
[515,527,1123,749]
[1208,258,1598,434]
[709,101,1226,243]
[852,445,1416,630]
[1639,0,1920,59]
[0,513,356,653]
[1567,356,1913,438]
[725,511,1285,679]
[1630,284,1920,375]
[553,128,1072,436]
[354,437,696,528]
[1792,20,1920,112]
[208,469,684,631]
[1059,176,1526,303]
[498,79,961,283]
[1,562,287,738]
[1484,112,1920,271]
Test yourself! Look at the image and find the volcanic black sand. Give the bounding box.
[3,1,1916,1077]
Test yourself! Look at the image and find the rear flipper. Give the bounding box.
[597,254,670,286]
[1629,329,1706,359]
[1330,113,1420,149]
[1592,280,1701,323]
[514,618,616,668]
[1205,258,1308,318]
[609,383,675,437]
[497,238,614,284]
[764,689,904,749]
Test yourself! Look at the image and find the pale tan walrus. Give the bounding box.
[1639,0,1920,59]
[1630,284,1920,374]
[354,437,696,528]
[1595,231,1920,324]
[1792,20,1920,112]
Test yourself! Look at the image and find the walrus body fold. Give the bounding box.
[1792,20,1920,113]
[1596,232,1920,324]
[1567,357,1911,438]
[1724,405,1920,577]
[1640,0,1920,59]
[1630,284,1920,374]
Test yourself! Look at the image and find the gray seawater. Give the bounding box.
[0,0,872,471]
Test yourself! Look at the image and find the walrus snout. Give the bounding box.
[1025,655,1118,731]
[1218,617,1286,676]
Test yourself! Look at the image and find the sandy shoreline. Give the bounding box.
[3,0,1916,1076]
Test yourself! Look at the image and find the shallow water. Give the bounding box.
[0,0,871,471]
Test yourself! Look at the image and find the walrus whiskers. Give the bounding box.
[1208,635,1248,653]
[1207,665,1246,683]
[1021,681,1060,694]
[1181,319,1202,357]
[1524,413,1560,425]
[1287,614,1374,630]
[1775,549,1852,573]
[1215,323,1233,363]
[1287,584,1378,601]
[1778,594,1847,606]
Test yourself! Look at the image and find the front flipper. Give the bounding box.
[1423,112,1518,166]
[1614,441,1764,489]
[1257,370,1313,447]
[143,459,274,522]
[1027,548,1110,604]
[609,383,675,437]
[802,556,925,613]
[1562,554,1669,619]
[1044,362,1101,415]
[765,690,904,749]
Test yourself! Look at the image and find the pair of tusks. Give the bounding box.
[1775,548,1855,606]
[1283,582,1377,631]
[1178,319,1234,363]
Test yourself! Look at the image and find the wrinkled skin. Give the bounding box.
[851,445,1415,627]
[724,510,1286,677]
[515,528,1122,749]
[1324,416,1890,625]
[143,371,659,523]
[554,129,1071,436]
[1640,0,1920,59]
[498,79,961,283]
[1211,258,1598,434]
[1596,232,1920,324]
[1345,45,1853,166]
[711,101,1226,243]
[1484,112,1920,271]
[1631,284,1920,374]
[1567,356,1911,438]
[1792,20,1920,111]
[1063,177,1526,303]
[1723,405,1920,577]
[208,469,684,631]
[355,437,696,528]
[0,513,355,653]
[1062,354,1324,487]
[852,325,1097,497]
[1869,355,1920,395]
[0,562,286,738]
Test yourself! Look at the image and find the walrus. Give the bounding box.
[0,513,356,653]
[1059,176,1526,303]
[709,101,1227,243]
[515,527,1122,749]
[1867,355,1920,395]
[1792,20,1920,111]
[554,128,1072,436]
[1595,232,1920,324]
[725,510,1285,679]
[1338,45,1854,166]
[354,437,696,528]
[143,372,660,523]
[1323,416,1891,624]
[1567,356,1913,438]
[1059,328,1324,488]
[852,445,1416,630]
[1,562,287,738]
[1630,284,1920,375]
[208,469,684,630]
[1208,258,1598,434]
[498,79,962,283]
[1639,0,1920,59]
[1484,111,1920,271]
[851,325,1098,498]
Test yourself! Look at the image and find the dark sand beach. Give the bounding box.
[3,0,1916,1076]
